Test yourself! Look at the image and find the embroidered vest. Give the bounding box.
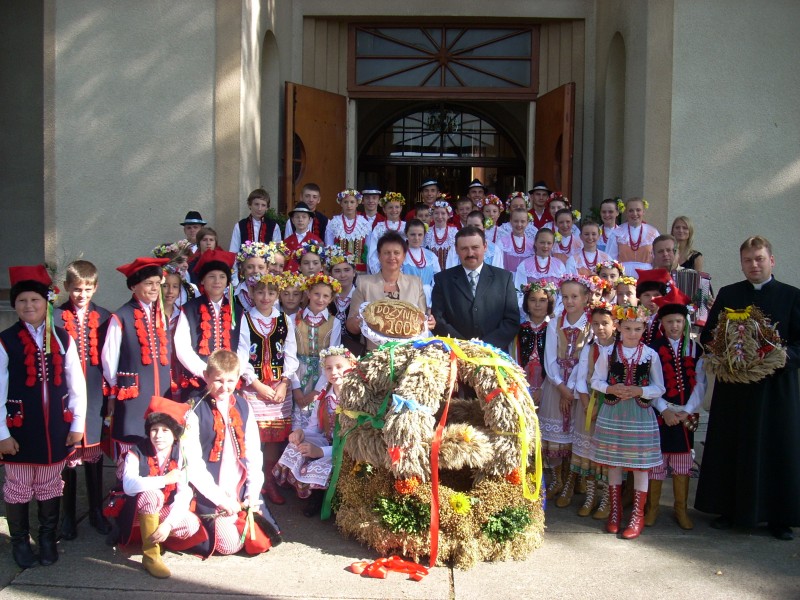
[244,312,288,382]
[237,216,278,245]
[294,314,334,357]
[556,315,591,382]
[605,346,652,407]
[180,295,243,387]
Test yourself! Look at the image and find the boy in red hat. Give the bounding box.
[118,395,205,578]
[55,260,113,539]
[635,268,673,346]
[645,288,706,530]
[174,249,243,395]
[102,257,172,454]
[0,265,87,568]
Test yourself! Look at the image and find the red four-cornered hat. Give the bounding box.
[145,395,190,426]
[116,257,170,278]
[653,286,692,318]
[634,268,673,285]
[9,265,52,287]
[192,249,236,273]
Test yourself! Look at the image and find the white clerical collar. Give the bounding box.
[751,276,773,290]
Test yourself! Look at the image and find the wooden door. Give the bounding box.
[534,83,575,199]
[283,83,347,216]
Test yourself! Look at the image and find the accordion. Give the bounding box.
[671,269,713,326]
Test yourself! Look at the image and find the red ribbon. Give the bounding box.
[428,350,458,568]
[349,556,429,581]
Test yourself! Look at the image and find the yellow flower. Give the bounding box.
[554,231,563,242]
[449,492,471,515]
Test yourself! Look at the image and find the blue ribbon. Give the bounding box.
[391,394,432,415]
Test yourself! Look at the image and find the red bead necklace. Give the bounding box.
[408,247,427,268]
[627,224,643,251]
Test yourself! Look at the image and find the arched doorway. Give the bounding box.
[357,103,526,203]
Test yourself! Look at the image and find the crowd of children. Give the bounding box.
[1,179,714,576]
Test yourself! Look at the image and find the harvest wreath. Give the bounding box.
[322,337,545,569]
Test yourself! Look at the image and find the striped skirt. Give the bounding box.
[591,399,662,469]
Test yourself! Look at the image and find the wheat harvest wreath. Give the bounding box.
[320,333,545,570]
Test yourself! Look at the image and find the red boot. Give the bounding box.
[622,490,648,539]
[262,461,285,505]
[606,484,622,534]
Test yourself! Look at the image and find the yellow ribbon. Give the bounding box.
[585,391,597,432]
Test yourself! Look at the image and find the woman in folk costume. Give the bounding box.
[174,249,243,397]
[597,197,624,254]
[572,301,617,518]
[500,207,537,274]
[237,273,298,506]
[551,208,584,265]
[327,247,364,357]
[275,346,357,517]
[366,191,406,274]
[590,304,666,539]
[0,265,87,569]
[605,198,660,275]
[479,194,507,245]
[539,275,592,501]
[102,257,173,453]
[118,396,206,578]
[325,189,371,273]
[566,220,611,276]
[55,260,113,540]
[403,218,441,308]
[424,200,459,270]
[499,192,538,238]
[513,229,567,301]
[541,193,580,238]
[645,287,706,530]
[232,241,269,311]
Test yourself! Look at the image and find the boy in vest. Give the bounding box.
[0,265,87,568]
[229,188,282,253]
[183,350,281,554]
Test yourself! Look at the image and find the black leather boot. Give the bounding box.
[84,461,111,534]
[59,468,78,540]
[5,502,38,569]
[37,497,60,566]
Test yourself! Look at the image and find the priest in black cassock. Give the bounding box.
[696,236,800,540]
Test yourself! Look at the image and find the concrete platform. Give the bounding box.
[0,469,796,600]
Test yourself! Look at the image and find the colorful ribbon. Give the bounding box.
[349,556,429,581]
[391,394,432,414]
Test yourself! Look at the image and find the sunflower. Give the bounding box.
[449,492,472,515]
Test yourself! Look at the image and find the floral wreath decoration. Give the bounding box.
[294,241,327,262]
[595,260,625,276]
[478,194,504,210]
[303,273,342,294]
[246,273,285,290]
[337,189,363,204]
[326,246,357,269]
[505,191,530,211]
[616,275,638,287]
[265,241,289,263]
[152,239,190,259]
[326,337,545,569]
[558,273,593,290]
[519,280,558,297]
[432,200,453,217]
[611,303,651,323]
[236,240,270,264]
[320,345,357,363]
[587,275,610,293]
[381,192,406,206]
[280,272,306,290]
[546,191,571,209]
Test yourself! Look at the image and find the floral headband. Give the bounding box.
[559,273,592,290]
[326,246,356,268]
[438,192,451,202]
[611,303,651,323]
[337,189,362,203]
[587,275,610,292]
[381,191,406,206]
[236,240,270,264]
[162,263,183,276]
[294,241,326,261]
[595,260,625,276]
[626,198,649,210]
[617,276,638,287]
[319,345,356,362]
[280,272,306,289]
[247,273,284,290]
[152,239,189,259]
[265,241,289,263]
[432,200,453,216]
[519,280,558,296]
[547,192,571,209]
[302,273,342,294]
[505,191,531,211]
[588,299,614,314]
[478,194,504,210]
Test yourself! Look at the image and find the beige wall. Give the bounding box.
[668,0,800,289]
[51,0,216,308]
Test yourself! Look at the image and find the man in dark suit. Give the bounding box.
[431,225,520,349]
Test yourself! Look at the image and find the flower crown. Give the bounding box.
[294,241,326,261]
[326,246,356,268]
[595,260,625,276]
[559,273,592,289]
[438,192,451,202]
[247,273,284,290]
[547,192,571,208]
[152,240,189,259]
[162,263,183,276]
[337,189,362,203]
[587,275,610,292]
[265,241,289,263]
[319,345,356,362]
[626,198,649,210]
[236,240,270,264]
[380,191,405,206]
[302,273,342,294]
[611,303,651,322]
[505,191,531,211]
[280,272,306,289]
[617,276,638,287]
[478,194,504,210]
[589,299,614,314]
[519,280,558,296]
[433,200,453,216]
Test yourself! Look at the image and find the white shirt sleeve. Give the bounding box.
[445,248,459,269]
[565,256,579,275]
[544,318,565,387]
[329,317,342,348]
[101,315,123,389]
[229,223,242,253]
[284,220,293,238]
[122,452,169,495]
[0,344,10,441]
[237,323,256,384]
[182,411,230,508]
[282,316,299,381]
[64,338,87,434]
[605,229,619,260]
[367,230,381,274]
[324,222,335,247]
[574,344,591,395]
[590,347,611,394]
[684,355,707,414]
[491,245,505,268]
[641,349,667,399]
[271,223,282,242]
[174,310,207,379]
[243,411,264,504]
